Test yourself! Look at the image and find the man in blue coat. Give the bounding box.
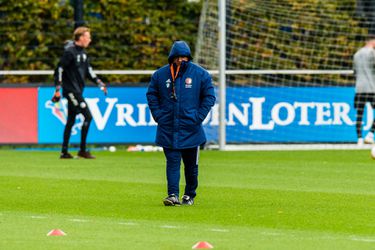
[147,41,216,206]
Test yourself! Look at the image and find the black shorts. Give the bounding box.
[354,93,375,109]
[66,92,91,116]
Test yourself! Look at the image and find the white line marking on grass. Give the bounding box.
[30,216,47,219]
[259,231,375,243]
[260,232,283,236]
[350,237,375,242]
[118,222,138,226]
[160,225,181,229]
[210,228,229,233]
[69,219,89,223]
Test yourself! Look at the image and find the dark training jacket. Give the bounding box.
[147,41,216,149]
[54,41,100,97]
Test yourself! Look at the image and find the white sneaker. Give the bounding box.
[365,132,374,144]
[357,138,364,145]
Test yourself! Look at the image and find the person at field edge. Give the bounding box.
[51,27,108,159]
[353,36,375,145]
[146,40,216,206]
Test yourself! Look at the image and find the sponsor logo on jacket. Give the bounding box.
[166,79,171,88]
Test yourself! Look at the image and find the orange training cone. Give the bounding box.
[192,241,213,249]
[47,229,66,236]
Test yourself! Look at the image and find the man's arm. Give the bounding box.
[51,51,73,102]
[51,64,62,102]
[197,71,216,123]
[87,60,107,95]
[146,72,162,122]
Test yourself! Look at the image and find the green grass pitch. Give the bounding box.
[1,149,375,249]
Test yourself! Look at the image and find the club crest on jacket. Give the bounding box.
[185,78,192,88]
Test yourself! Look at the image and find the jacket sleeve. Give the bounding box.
[197,71,216,123]
[146,72,162,122]
[53,63,63,89]
[53,50,73,89]
[86,58,104,87]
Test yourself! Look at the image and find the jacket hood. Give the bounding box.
[168,41,193,64]
[64,40,74,49]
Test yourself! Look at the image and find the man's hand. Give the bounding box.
[98,80,108,96]
[100,86,108,96]
[51,91,61,103]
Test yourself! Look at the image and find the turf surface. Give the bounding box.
[1,149,375,249]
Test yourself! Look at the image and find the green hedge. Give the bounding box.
[0,0,202,84]
[0,0,370,85]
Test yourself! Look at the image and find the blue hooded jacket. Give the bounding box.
[147,41,216,149]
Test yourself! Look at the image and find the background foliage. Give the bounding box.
[0,0,202,84]
[197,0,369,86]
[0,0,371,85]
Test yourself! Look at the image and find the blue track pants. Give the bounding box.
[163,146,199,198]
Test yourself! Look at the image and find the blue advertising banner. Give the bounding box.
[216,87,360,143]
[38,87,156,143]
[38,86,368,144]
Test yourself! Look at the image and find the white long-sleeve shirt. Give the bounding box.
[354,46,375,93]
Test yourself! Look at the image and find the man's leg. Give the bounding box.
[62,101,76,154]
[181,146,199,199]
[79,101,92,153]
[361,93,375,144]
[370,94,375,134]
[163,147,182,197]
[355,93,365,141]
[69,96,96,159]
